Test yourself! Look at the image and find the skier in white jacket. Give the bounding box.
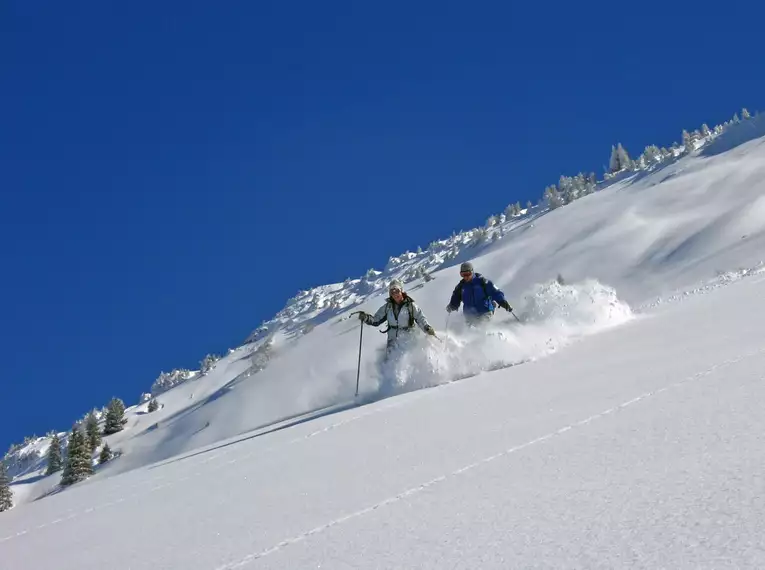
[357,279,436,353]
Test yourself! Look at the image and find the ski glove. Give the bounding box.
[425,326,436,336]
[498,300,513,312]
[445,304,456,313]
[357,311,368,321]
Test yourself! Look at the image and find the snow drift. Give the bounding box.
[369,278,633,397]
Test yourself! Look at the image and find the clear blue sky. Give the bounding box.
[2,1,763,452]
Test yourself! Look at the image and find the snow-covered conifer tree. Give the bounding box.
[200,354,220,376]
[470,227,489,245]
[99,443,113,465]
[61,427,93,486]
[103,398,126,435]
[608,145,619,172]
[643,145,661,164]
[45,433,63,475]
[0,461,12,512]
[85,412,101,453]
[544,185,564,209]
[608,143,632,173]
[558,176,576,204]
[682,130,694,154]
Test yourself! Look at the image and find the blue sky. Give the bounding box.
[1,1,763,452]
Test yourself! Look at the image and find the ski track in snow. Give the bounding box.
[211,345,765,569]
[0,353,530,544]
[4,345,764,549]
[0,395,424,544]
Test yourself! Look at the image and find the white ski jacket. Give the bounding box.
[364,295,432,343]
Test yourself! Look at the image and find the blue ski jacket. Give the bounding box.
[448,273,507,316]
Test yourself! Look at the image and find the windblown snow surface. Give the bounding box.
[3,118,765,569]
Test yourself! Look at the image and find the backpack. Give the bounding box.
[453,277,496,311]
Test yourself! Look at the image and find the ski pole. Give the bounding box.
[355,321,363,396]
[350,311,364,397]
[511,311,521,323]
[445,312,451,337]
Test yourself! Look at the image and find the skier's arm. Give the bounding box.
[485,279,506,304]
[411,303,430,332]
[485,279,513,311]
[366,303,389,327]
[448,286,462,311]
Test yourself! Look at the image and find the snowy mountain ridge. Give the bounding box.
[2,108,763,496]
[243,109,761,344]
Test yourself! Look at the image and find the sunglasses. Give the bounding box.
[460,271,473,277]
[390,288,402,294]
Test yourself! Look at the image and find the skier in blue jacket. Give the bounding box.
[446,261,513,325]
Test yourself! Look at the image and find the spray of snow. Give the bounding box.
[366,279,633,398]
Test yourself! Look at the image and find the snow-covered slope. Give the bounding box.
[91,115,765,476]
[3,247,765,568]
[6,116,765,488]
[2,114,765,568]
